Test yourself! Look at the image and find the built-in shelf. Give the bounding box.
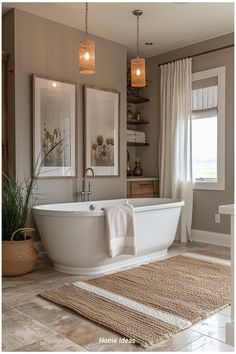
[127,142,150,147]
[127,177,159,181]
[127,95,150,104]
[127,119,149,125]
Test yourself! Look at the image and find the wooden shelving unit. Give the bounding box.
[127,142,150,147]
[127,119,149,125]
[127,94,150,147]
[126,90,159,196]
[127,95,149,104]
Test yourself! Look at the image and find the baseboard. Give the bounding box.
[225,322,234,346]
[191,229,230,247]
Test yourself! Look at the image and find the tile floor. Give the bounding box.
[2,242,234,352]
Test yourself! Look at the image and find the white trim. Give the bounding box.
[225,321,234,346]
[191,229,230,247]
[192,66,225,191]
[73,281,192,329]
[182,253,230,266]
[192,108,217,119]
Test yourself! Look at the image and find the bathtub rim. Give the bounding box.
[32,198,184,217]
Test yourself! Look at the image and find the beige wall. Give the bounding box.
[3,9,234,237]
[3,9,127,198]
[2,10,16,174]
[3,9,127,240]
[142,33,234,234]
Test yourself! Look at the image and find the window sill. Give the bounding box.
[194,181,225,191]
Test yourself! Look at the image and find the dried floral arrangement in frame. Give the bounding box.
[84,85,120,177]
[33,75,76,178]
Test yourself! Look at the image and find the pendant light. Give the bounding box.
[131,10,146,87]
[79,2,95,74]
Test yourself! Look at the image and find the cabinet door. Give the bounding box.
[131,181,154,196]
[127,180,159,198]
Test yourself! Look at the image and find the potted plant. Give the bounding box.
[2,141,62,276]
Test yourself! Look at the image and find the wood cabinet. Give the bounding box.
[127,178,159,198]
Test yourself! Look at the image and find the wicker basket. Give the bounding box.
[2,228,39,276]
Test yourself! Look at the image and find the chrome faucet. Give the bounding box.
[81,167,95,202]
[84,167,95,179]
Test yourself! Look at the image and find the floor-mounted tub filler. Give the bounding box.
[33,198,184,275]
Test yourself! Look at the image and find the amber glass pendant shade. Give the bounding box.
[79,3,96,74]
[131,57,146,87]
[79,39,95,74]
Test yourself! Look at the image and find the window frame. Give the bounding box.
[192,66,225,191]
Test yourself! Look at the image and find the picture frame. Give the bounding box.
[33,75,77,178]
[83,85,120,177]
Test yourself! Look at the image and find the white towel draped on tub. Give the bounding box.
[103,204,136,258]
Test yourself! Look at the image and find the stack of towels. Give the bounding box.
[127,129,146,144]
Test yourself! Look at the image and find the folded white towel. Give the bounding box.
[135,131,146,136]
[127,138,146,143]
[127,133,146,137]
[127,129,137,134]
[135,134,146,138]
[135,138,146,142]
[103,204,136,258]
[127,129,146,136]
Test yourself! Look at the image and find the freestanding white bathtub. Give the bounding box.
[32,198,184,275]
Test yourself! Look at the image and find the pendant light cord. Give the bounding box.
[136,14,139,58]
[85,2,88,38]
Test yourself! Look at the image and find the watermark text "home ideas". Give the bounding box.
[99,337,135,344]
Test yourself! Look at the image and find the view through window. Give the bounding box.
[192,113,217,182]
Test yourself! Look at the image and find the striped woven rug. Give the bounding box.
[40,255,231,347]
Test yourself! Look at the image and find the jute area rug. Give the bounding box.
[40,255,230,348]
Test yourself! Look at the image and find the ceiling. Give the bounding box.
[2,2,234,58]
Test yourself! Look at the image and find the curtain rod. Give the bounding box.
[158,44,234,67]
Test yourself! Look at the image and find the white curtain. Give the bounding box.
[159,58,193,242]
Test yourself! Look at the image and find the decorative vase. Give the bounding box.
[133,160,143,177]
[127,105,134,120]
[127,151,132,176]
[134,110,142,121]
[2,228,39,277]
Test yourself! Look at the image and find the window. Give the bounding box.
[191,67,225,190]
[192,111,217,182]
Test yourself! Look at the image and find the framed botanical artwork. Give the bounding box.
[33,75,76,178]
[84,85,120,177]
